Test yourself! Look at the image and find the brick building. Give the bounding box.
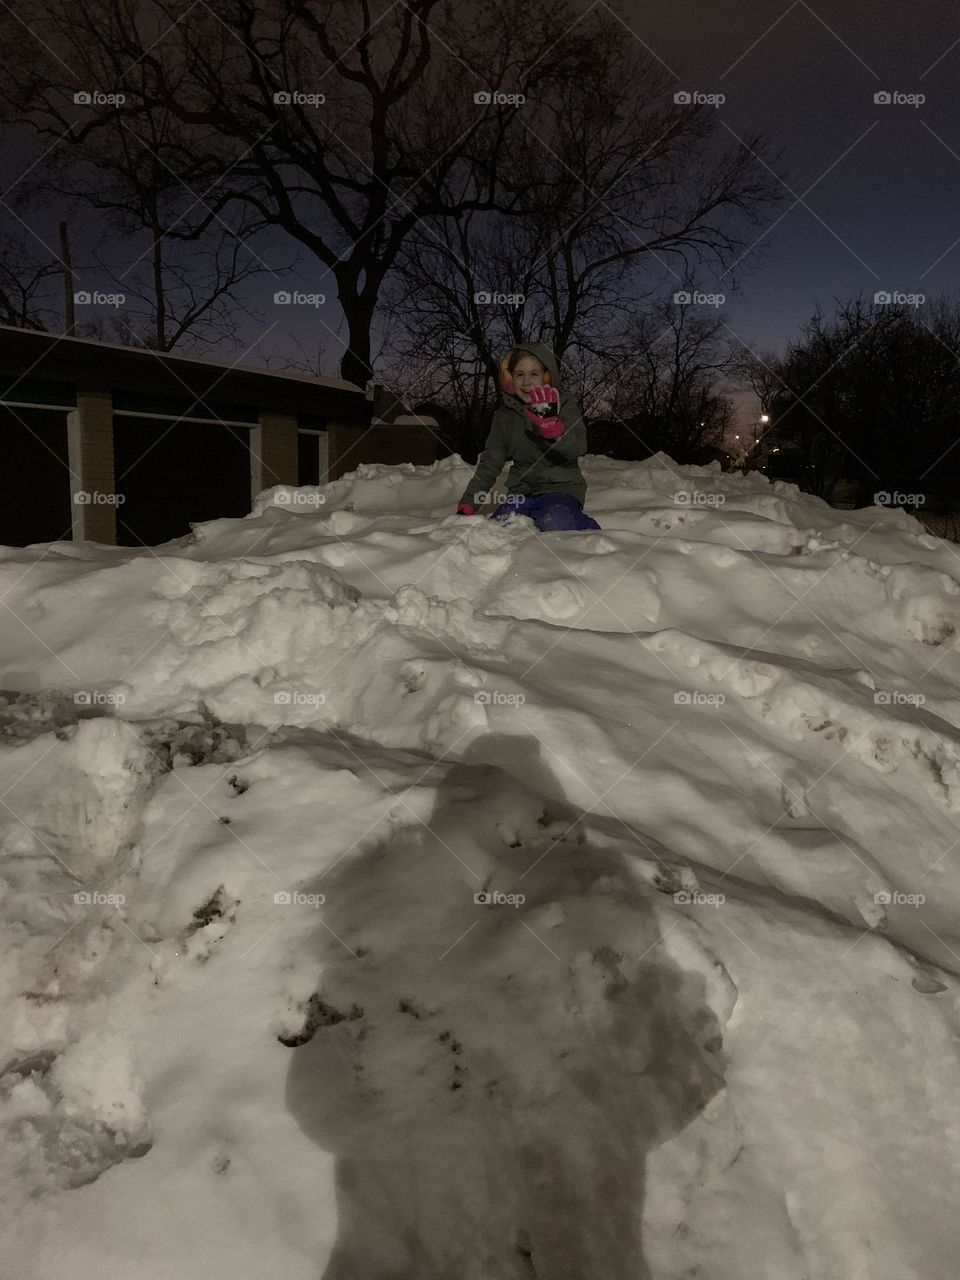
[0,326,439,547]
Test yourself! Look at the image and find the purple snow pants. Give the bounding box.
[488,492,601,531]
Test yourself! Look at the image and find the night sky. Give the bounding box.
[575,0,960,434]
[7,0,960,432]
[260,0,960,426]
[649,0,960,349]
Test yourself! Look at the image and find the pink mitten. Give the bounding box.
[456,502,475,515]
[523,384,564,438]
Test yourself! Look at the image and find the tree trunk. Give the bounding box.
[340,299,376,389]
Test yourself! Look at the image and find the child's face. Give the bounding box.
[511,356,546,401]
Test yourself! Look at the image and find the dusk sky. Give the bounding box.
[7,0,960,433]
[614,0,960,430]
[244,0,960,425]
[650,0,960,345]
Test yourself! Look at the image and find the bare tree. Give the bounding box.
[0,0,599,382]
[732,346,783,418]
[377,12,779,420]
[1,0,780,385]
[0,226,61,330]
[602,292,734,460]
[8,84,282,351]
[89,228,273,353]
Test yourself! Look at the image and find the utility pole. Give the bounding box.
[60,221,75,335]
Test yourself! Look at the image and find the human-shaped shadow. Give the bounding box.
[284,733,727,1279]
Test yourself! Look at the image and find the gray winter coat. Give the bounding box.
[458,343,588,508]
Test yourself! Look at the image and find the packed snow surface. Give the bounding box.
[1,451,960,1279]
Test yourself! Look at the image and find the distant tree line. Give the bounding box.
[741,297,960,515]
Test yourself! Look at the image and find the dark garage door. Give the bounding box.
[0,406,72,547]
[299,430,320,485]
[113,416,251,547]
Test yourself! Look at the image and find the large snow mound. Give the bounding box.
[1,451,959,1279]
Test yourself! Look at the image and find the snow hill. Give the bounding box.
[1,451,960,1280]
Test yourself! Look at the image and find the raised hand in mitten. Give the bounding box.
[522,384,565,439]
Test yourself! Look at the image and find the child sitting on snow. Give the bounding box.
[456,343,601,532]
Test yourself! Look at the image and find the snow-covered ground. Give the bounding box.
[2,451,960,1279]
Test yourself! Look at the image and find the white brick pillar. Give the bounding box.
[66,388,117,544]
